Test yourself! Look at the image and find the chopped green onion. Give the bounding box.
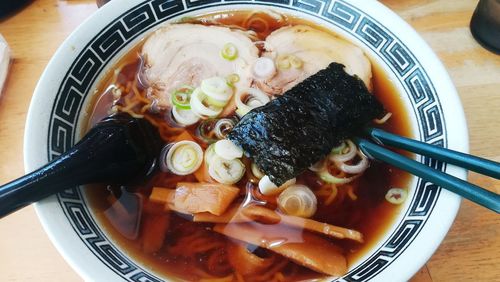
[276,54,303,70]
[253,57,276,79]
[236,108,250,117]
[226,73,240,86]
[329,139,357,163]
[385,188,407,205]
[290,55,303,69]
[277,184,317,218]
[235,87,270,117]
[318,169,357,184]
[171,86,194,110]
[258,176,296,196]
[206,96,227,108]
[338,152,369,174]
[171,106,199,126]
[204,143,216,164]
[214,118,236,139]
[276,55,291,70]
[251,163,265,179]
[308,159,326,172]
[331,142,347,155]
[166,141,203,175]
[196,118,237,144]
[190,88,223,118]
[221,43,238,61]
[201,76,233,102]
[208,156,245,185]
[196,119,219,144]
[214,139,243,160]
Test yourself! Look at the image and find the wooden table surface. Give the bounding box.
[0,0,498,281]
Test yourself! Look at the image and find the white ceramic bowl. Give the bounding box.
[25,0,467,281]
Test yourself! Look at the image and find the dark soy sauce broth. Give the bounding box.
[84,10,413,281]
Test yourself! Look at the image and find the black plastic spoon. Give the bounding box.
[0,113,163,218]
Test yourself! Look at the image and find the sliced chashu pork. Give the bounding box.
[142,24,259,109]
[258,25,372,95]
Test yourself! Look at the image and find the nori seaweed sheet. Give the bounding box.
[228,63,384,186]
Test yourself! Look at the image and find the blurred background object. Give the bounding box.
[0,34,10,97]
[470,0,500,54]
[0,0,33,19]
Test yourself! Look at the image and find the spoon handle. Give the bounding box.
[0,115,160,218]
[0,148,91,217]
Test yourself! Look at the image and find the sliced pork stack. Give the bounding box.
[256,25,373,95]
[142,24,260,110]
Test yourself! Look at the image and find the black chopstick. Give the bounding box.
[365,128,500,179]
[354,137,500,213]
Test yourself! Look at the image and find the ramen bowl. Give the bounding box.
[25,0,466,281]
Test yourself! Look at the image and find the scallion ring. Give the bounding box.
[226,73,240,87]
[251,162,265,179]
[329,139,357,163]
[277,184,317,218]
[258,176,296,196]
[165,141,203,175]
[208,156,245,185]
[171,106,200,126]
[201,76,233,102]
[276,54,303,70]
[171,85,194,110]
[235,88,270,117]
[235,108,249,117]
[331,141,347,155]
[385,188,407,205]
[214,139,243,160]
[206,96,228,108]
[190,87,223,118]
[159,143,174,172]
[318,169,358,184]
[253,57,276,80]
[337,152,369,175]
[221,43,238,61]
[276,55,291,70]
[309,159,326,172]
[289,55,303,69]
[214,118,236,139]
[196,119,219,144]
[204,143,217,165]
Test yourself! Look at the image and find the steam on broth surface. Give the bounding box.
[86,10,413,281]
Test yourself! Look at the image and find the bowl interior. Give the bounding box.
[26,1,465,281]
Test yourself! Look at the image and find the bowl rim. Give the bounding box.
[25,0,467,281]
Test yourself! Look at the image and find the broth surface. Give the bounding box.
[85,10,413,281]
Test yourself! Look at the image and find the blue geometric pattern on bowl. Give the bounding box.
[47,0,447,281]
